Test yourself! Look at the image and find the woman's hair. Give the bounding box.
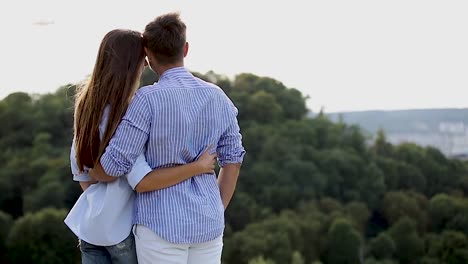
[143,12,186,65]
[74,29,145,172]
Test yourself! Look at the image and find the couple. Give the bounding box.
[64,12,245,264]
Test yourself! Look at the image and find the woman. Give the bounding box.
[64,29,215,264]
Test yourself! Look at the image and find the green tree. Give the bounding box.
[358,163,386,209]
[0,92,36,151]
[0,211,13,259]
[425,231,468,264]
[6,208,80,264]
[439,231,468,264]
[364,258,397,264]
[368,232,396,260]
[388,217,424,264]
[345,201,371,233]
[371,129,394,157]
[224,212,302,264]
[291,251,305,264]
[245,90,283,124]
[428,194,458,231]
[447,200,468,234]
[382,191,428,231]
[248,256,276,264]
[23,181,66,213]
[225,192,262,231]
[326,218,362,264]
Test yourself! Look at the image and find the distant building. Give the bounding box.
[325,109,468,158]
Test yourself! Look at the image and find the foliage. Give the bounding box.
[0,72,467,263]
[6,208,80,264]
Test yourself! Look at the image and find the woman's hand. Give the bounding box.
[196,145,217,174]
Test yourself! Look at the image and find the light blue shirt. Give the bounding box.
[100,67,246,244]
[64,107,152,246]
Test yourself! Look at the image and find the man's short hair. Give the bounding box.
[143,12,187,65]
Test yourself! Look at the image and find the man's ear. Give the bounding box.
[183,42,189,57]
[144,47,151,59]
[145,48,155,66]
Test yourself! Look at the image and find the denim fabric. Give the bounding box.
[80,233,138,264]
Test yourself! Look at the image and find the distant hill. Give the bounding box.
[321,108,468,157]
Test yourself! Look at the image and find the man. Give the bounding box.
[90,12,245,264]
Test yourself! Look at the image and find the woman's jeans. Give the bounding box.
[80,233,138,264]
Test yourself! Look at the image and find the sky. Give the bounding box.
[0,0,467,113]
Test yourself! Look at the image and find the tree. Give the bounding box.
[276,88,308,120]
[396,162,426,193]
[447,200,468,234]
[425,231,468,264]
[326,218,362,264]
[223,212,302,264]
[364,258,398,264]
[388,217,424,264]
[245,90,283,124]
[0,92,36,151]
[3,70,468,264]
[382,191,428,231]
[368,232,396,260]
[6,208,80,264]
[23,181,66,213]
[291,251,305,264]
[345,201,371,233]
[358,163,386,209]
[0,211,13,259]
[225,192,262,231]
[248,256,275,264]
[439,231,468,264]
[428,194,458,231]
[371,129,394,157]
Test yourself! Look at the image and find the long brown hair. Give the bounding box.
[74,29,145,172]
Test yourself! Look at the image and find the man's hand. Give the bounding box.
[89,162,118,182]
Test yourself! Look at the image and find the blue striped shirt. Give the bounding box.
[100,67,245,244]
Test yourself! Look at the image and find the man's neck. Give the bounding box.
[155,62,184,77]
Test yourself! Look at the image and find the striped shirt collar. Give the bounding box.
[159,66,190,80]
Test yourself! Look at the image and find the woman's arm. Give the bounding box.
[135,148,217,193]
[71,139,97,191]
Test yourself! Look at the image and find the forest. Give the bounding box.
[0,69,467,263]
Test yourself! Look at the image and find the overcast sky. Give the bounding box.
[0,0,467,112]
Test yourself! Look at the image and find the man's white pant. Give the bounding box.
[133,225,223,264]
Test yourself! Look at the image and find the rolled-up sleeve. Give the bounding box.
[100,92,151,176]
[217,105,246,167]
[70,139,91,182]
[126,154,152,190]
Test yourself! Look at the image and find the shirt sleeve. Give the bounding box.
[217,104,246,167]
[100,92,151,176]
[70,139,92,182]
[126,154,152,190]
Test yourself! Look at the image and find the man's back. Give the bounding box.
[100,67,245,244]
[140,67,237,169]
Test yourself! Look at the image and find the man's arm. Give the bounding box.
[218,163,241,209]
[217,104,246,209]
[92,92,151,180]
